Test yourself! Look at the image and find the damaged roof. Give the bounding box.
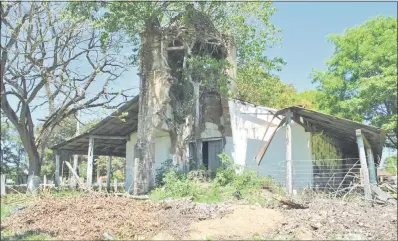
[256,105,386,164]
[51,96,139,157]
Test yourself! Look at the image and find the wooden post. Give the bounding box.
[106,156,112,193]
[72,107,80,187]
[356,129,372,200]
[98,179,103,192]
[133,157,139,195]
[43,175,47,188]
[61,160,65,184]
[96,158,100,183]
[285,110,293,196]
[360,131,377,185]
[87,137,94,188]
[55,154,60,187]
[114,179,118,193]
[1,174,6,196]
[72,155,79,187]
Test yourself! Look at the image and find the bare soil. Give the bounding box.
[2,194,397,240]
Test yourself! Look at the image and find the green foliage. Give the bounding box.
[155,159,178,186]
[385,155,397,175]
[187,56,232,93]
[78,161,87,179]
[67,1,284,99]
[0,120,28,178]
[312,16,397,148]
[151,170,201,200]
[150,152,281,204]
[235,65,319,109]
[1,230,51,241]
[214,153,237,186]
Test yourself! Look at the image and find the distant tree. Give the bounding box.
[0,2,132,189]
[235,64,319,109]
[385,156,397,176]
[312,16,397,148]
[1,116,28,183]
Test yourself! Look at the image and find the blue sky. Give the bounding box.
[267,1,397,92]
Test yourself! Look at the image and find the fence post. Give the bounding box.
[1,174,6,196]
[285,110,293,196]
[133,157,139,195]
[106,156,112,193]
[98,179,103,192]
[87,137,94,189]
[360,132,377,185]
[55,154,60,187]
[356,129,372,200]
[114,179,118,193]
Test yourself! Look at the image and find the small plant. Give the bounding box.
[214,153,236,186]
[150,152,283,204]
[155,159,178,186]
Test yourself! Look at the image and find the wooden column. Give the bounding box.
[87,137,94,188]
[55,154,60,187]
[106,156,112,192]
[72,155,79,187]
[285,110,293,196]
[133,157,139,195]
[360,131,377,185]
[72,108,80,187]
[0,174,5,196]
[356,129,372,200]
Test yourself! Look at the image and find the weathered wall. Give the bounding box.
[228,100,313,189]
[125,131,171,193]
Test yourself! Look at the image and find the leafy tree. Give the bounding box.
[1,116,28,183]
[385,155,397,176]
[235,64,319,109]
[312,16,397,148]
[0,1,132,188]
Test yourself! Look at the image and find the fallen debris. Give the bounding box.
[272,195,309,209]
[9,206,26,215]
[3,195,229,240]
[103,232,114,240]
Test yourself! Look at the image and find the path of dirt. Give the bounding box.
[2,194,397,240]
[188,205,283,239]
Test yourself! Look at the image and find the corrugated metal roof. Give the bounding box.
[257,106,386,164]
[51,96,139,157]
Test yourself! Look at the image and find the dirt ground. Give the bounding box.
[2,194,397,240]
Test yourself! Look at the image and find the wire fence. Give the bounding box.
[253,157,366,193]
[1,173,125,195]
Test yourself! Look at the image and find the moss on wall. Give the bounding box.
[311,132,343,167]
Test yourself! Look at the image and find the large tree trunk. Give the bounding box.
[17,127,41,193]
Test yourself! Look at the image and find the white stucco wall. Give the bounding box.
[228,100,313,189]
[124,131,172,192]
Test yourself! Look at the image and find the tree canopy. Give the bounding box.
[0,2,132,180]
[312,16,397,148]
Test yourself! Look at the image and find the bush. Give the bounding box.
[233,169,264,190]
[214,153,237,186]
[150,152,281,203]
[155,159,178,186]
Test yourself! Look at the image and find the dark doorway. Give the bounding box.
[202,142,209,169]
[203,139,223,173]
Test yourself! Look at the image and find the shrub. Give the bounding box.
[214,153,237,186]
[150,152,282,203]
[233,169,264,190]
[155,159,178,186]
